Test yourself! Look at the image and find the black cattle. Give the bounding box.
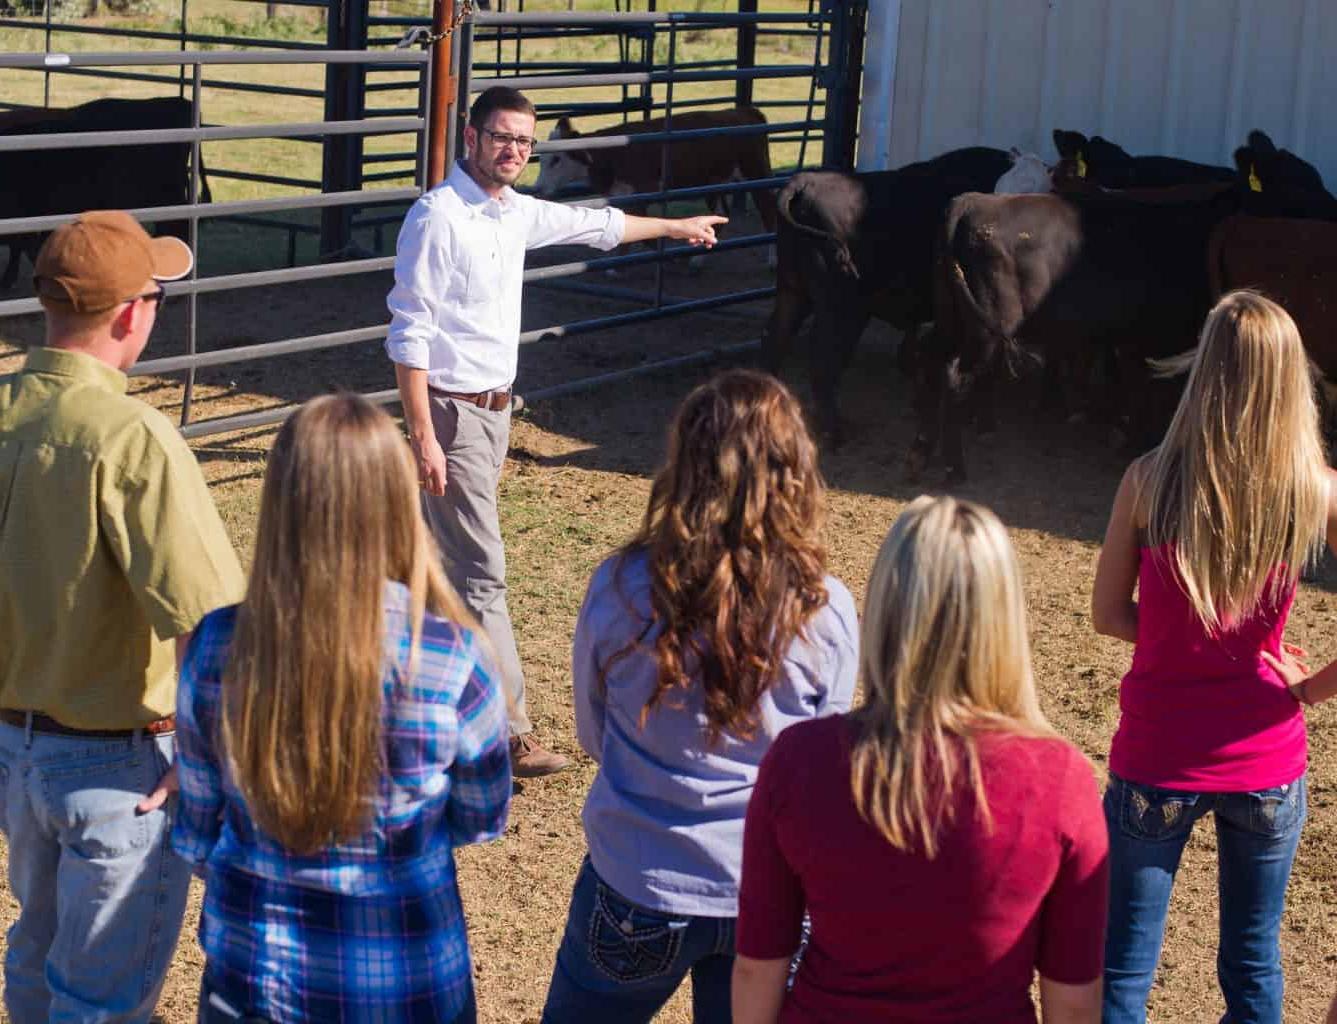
[913,126,1337,484]
[910,184,1246,483]
[1052,129,1235,190]
[760,146,1014,442]
[1234,129,1336,218]
[0,97,210,290]
[1209,134,1337,428]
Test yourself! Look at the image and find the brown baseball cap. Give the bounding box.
[33,210,193,314]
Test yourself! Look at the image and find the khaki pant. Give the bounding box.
[421,393,531,736]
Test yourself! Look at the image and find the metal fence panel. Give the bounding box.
[0,6,861,439]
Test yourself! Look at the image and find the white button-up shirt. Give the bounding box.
[385,162,627,393]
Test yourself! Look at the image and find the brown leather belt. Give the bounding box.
[0,708,175,738]
[431,386,512,413]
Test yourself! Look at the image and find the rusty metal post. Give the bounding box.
[426,0,458,187]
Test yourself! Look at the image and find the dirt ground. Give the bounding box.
[1,234,1335,1023]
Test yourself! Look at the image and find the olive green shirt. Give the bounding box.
[0,347,244,728]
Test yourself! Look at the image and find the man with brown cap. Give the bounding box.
[0,210,243,1023]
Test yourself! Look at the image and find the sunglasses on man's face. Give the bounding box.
[126,285,167,309]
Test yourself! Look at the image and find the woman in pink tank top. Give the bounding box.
[1092,290,1337,1024]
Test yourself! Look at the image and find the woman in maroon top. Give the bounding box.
[732,496,1108,1023]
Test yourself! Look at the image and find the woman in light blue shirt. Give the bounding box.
[541,369,858,1024]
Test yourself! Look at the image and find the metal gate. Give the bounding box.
[0,1,866,439]
[0,46,429,437]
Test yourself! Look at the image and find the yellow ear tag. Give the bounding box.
[1248,164,1262,192]
[1076,152,1088,179]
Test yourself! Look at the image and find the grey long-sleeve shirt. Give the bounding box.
[573,547,859,917]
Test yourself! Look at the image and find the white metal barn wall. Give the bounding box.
[856,0,1337,190]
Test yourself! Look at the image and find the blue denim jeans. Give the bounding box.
[541,858,736,1024]
[1102,772,1306,1024]
[0,720,191,1024]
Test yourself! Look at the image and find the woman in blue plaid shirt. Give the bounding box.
[172,394,511,1023]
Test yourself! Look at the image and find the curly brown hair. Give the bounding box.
[609,369,829,742]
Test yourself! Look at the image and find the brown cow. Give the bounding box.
[1209,215,1337,417]
[534,106,777,255]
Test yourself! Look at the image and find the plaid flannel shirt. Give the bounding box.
[172,582,510,1023]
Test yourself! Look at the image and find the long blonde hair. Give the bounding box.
[608,369,828,743]
[1144,290,1328,631]
[850,496,1055,858]
[222,394,473,855]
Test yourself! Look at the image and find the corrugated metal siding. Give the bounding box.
[857,0,1337,191]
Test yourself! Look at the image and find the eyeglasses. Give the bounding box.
[139,286,166,307]
[482,129,537,152]
[126,285,167,309]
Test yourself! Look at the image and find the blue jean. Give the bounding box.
[1102,772,1306,1024]
[541,858,736,1024]
[0,721,191,1024]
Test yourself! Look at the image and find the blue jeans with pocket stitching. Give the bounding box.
[541,857,735,1024]
[1102,771,1306,1024]
[0,720,190,1024]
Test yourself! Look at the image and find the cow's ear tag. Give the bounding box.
[1076,152,1088,179]
[1248,164,1262,192]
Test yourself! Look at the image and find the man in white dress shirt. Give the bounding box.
[386,86,725,777]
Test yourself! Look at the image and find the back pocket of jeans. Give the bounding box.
[1248,780,1305,838]
[1118,780,1198,841]
[588,881,686,984]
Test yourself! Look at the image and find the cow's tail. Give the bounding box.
[198,151,213,205]
[938,197,1034,380]
[777,174,859,280]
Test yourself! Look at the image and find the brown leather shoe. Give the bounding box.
[510,733,569,778]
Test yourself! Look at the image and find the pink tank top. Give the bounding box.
[1109,544,1306,791]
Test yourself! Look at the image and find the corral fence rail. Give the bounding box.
[0,46,427,430]
[0,1,866,439]
[0,5,392,262]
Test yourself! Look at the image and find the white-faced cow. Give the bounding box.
[994,149,1053,194]
[534,106,777,260]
